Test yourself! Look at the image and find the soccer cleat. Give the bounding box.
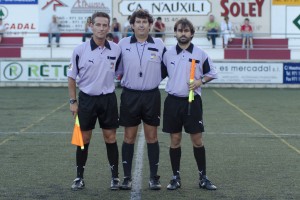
[120,177,132,190]
[167,176,181,190]
[110,178,120,190]
[199,175,217,190]
[71,177,85,191]
[149,175,161,190]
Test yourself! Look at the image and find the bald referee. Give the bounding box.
[116,9,166,190]
[68,12,121,190]
[162,18,217,190]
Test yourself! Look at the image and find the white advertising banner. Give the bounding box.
[0,4,38,36]
[213,62,283,83]
[1,61,69,82]
[38,0,112,33]
[0,61,283,84]
[286,6,300,38]
[114,0,271,35]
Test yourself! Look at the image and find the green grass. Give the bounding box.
[0,88,299,200]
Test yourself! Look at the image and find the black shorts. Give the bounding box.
[119,87,161,127]
[78,91,119,131]
[163,94,204,134]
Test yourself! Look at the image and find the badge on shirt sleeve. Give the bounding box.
[68,63,73,70]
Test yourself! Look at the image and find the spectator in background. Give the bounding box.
[111,17,121,43]
[241,18,253,49]
[48,15,61,48]
[152,17,166,41]
[106,32,114,41]
[221,16,234,48]
[0,18,5,43]
[205,15,219,48]
[82,16,92,42]
[123,15,133,37]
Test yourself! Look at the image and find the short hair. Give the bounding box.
[130,9,153,25]
[245,18,250,22]
[174,18,195,35]
[91,12,110,25]
[157,17,162,20]
[106,32,114,39]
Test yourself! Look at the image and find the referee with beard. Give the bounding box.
[162,18,218,190]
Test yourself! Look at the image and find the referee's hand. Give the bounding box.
[188,79,202,90]
[70,103,78,119]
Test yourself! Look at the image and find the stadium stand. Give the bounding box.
[1,33,299,60]
[224,38,291,60]
[0,37,23,58]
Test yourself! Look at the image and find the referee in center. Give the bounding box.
[162,18,218,190]
[68,12,121,190]
[116,9,166,190]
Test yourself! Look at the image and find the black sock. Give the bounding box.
[122,142,134,178]
[76,143,90,179]
[106,142,119,178]
[193,146,206,176]
[169,147,181,176]
[147,142,160,178]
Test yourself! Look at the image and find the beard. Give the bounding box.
[177,36,191,45]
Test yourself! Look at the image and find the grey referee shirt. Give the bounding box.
[117,35,166,90]
[162,43,218,97]
[67,38,121,96]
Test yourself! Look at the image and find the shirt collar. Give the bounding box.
[90,37,111,51]
[176,43,194,54]
[130,35,155,44]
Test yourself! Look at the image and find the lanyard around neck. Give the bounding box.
[136,42,146,77]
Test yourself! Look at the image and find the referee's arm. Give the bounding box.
[68,78,78,118]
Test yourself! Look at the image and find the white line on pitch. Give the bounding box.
[130,126,145,200]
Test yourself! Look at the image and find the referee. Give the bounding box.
[116,9,166,190]
[162,18,217,190]
[68,12,121,190]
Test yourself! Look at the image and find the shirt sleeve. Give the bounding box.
[67,48,79,80]
[202,53,217,79]
[115,42,124,77]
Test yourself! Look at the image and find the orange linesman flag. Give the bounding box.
[71,115,84,150]
[188,59,196,103]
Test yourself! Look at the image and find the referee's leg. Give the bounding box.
[103,128,120,190]
[190,133,217,190]
[71,130,92,190]
[144,123,161,190]
[120,126,138,190]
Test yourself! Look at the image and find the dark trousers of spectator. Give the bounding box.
[48,33,60,44]
[207,29,218,47]
[82,33,93,42]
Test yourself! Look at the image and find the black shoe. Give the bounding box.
[199,175,217,190]
[120,177,132,190]
[167,175,181,190]
[110,178,120,190]
[71,177,85,191]
[57,44,60,47]
[149,175,161,190]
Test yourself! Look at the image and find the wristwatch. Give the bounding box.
[69,99,77,104]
